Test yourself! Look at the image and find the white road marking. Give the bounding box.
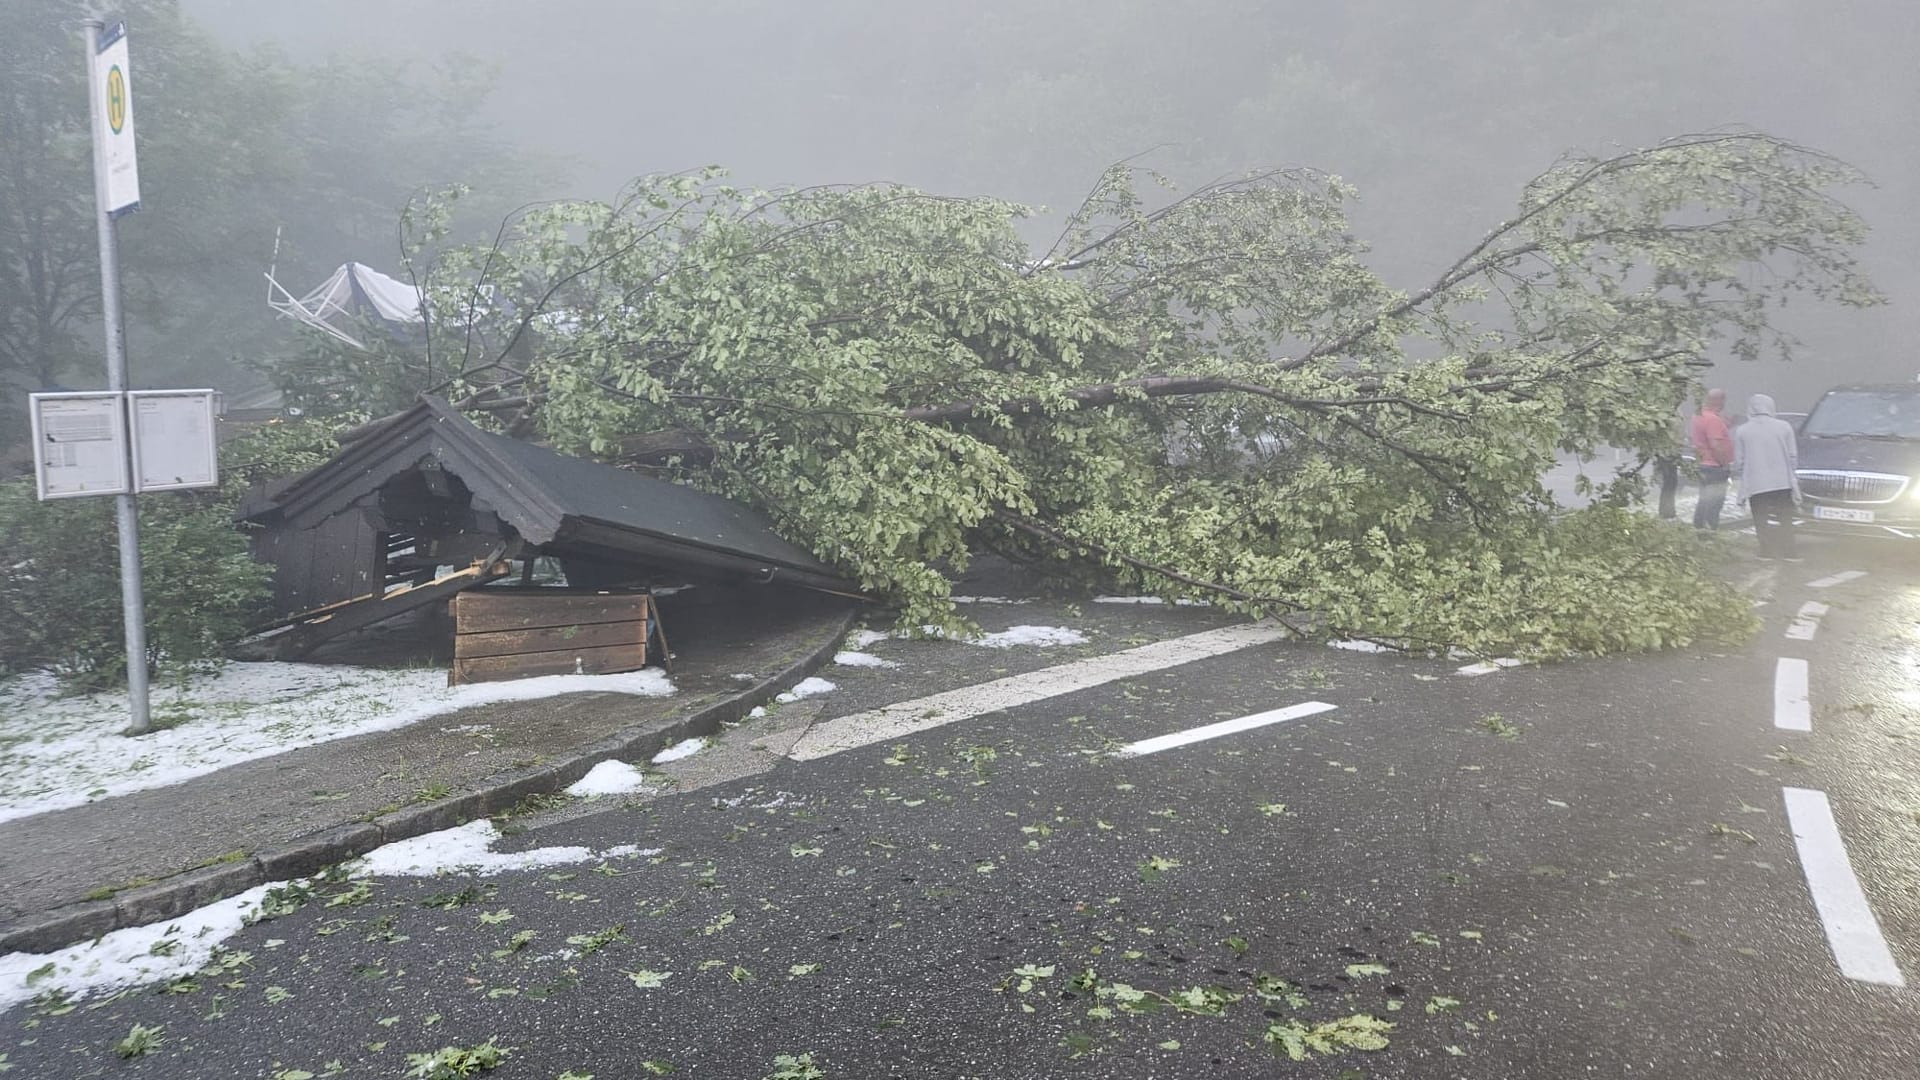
[1457,658,1522,676]
[1115,702,1337,757]
[1806,570,1867,589]
[786,623,1290,760]
[1774,658,1811,732]
[1784,601,1829,642]
[1782,787,1907,988]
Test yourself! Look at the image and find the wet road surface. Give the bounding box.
[4,536,1918,1078]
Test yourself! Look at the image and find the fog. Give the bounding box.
[0,1,1886,411]
[174,0,1919,410]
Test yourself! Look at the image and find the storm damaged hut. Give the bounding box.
[236,398,854,682]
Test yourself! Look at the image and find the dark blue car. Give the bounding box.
[1794,383,1920,538]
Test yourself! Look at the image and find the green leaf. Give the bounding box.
[1264,1014,1395,1061]
[1137,855,1181,883]
[113,1023,165,1059]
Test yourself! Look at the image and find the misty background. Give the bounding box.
[20,0,1920,415]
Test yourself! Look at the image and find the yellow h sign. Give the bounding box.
[106,65,127,134]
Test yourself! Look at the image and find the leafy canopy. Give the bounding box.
[279,133,1874,657]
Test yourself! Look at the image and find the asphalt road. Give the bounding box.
[5,537,1918,1079]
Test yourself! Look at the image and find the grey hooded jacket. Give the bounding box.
[1733,393,1800,501]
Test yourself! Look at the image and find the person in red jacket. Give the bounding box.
[1689,388,1735,528]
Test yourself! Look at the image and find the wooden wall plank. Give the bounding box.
[291,509,383,611]
[454,620,646,659]
[450,642,646,684]
[452,592,649,634]
[266,561,510,658]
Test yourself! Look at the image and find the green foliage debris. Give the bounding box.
[113,1023,165,1059]
[404,1038,510,1079]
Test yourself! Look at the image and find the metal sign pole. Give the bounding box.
[82,17,151,735]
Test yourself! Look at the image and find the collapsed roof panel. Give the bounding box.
[469,429,828,573]
[239,398,856,633]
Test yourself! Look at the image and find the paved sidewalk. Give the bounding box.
[0,589,854,953]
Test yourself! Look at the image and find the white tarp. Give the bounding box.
[349,262,424,324]
[297,262,423,324]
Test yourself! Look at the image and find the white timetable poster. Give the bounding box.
[30,392,131,499]
[129,390,219,493]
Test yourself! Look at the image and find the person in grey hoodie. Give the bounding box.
[1733,393,1801,559]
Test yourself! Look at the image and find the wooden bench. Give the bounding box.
[450,589,668,685]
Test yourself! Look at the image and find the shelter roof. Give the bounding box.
[243,397,850,592]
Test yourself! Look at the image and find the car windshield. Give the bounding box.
[1800,390,1920,439]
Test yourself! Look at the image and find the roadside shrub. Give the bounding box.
[0,418,337,690]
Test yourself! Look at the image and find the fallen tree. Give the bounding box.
[273,132,1877,657]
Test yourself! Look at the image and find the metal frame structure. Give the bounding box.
[265,268,372,350]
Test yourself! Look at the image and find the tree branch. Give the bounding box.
[992,509,1307,630]
[1301,132,1809,363]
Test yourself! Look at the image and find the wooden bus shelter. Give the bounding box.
[235,398,853,682]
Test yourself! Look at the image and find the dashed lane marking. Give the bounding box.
[1114,701,1337,757]
[1785,601,1829,642]
[1774,657,1811,732]
[1783,787,1907,988]
[786,622,1291,761]
[1457,658,1522,676]
[1806,570,1867,589]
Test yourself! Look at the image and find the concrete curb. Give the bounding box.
[0,605,858,957]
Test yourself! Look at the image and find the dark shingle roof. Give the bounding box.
[468,428,827,572]
[248,397,849,591]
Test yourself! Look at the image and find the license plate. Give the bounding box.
[1813,505,1875,523]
